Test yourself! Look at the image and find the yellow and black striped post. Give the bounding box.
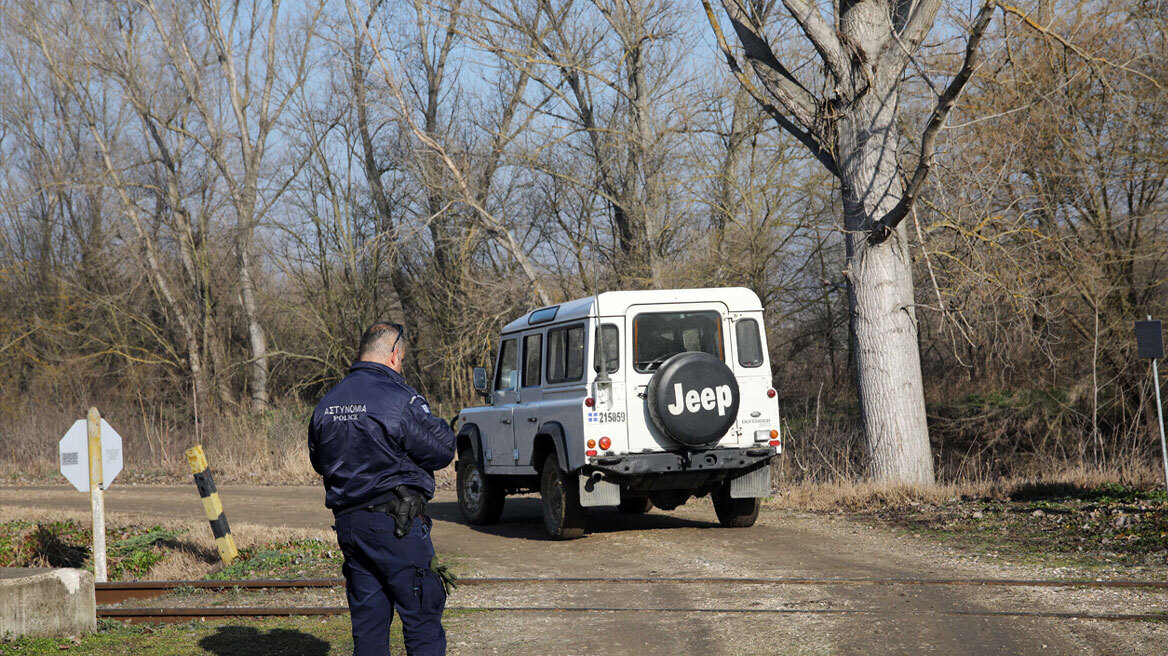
[184,444,238,565]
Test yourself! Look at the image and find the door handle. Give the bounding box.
[527,417,538,423]
[501,418,512,425]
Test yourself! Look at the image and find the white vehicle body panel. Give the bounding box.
[459,287,781,485]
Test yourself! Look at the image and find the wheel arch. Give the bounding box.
[533,421,572,473]
[456,423,485,469]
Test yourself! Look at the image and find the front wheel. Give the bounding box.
[712,485,760,527]
[540,453,586,539]
[457,454,505,525]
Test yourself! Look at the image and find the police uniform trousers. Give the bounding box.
[335,509,447,656]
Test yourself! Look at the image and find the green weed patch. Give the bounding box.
[0,519,89,569]
[207,537,343,581]
[0,520,186,580]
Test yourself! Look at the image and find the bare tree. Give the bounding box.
[348,0,551,307]
[473,0,692,286]
[7,1,225,402]
[705,0,999,482]
[137,0,325,412]
[922,0,1168,467]
[82,2,240,409]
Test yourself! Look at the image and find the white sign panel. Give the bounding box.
[59,419,123,492]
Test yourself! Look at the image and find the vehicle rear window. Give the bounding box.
[594,324,619,373]
[547,324,585,383]
[633,311,724,372]
[735,319,764,368]
[495,339,518,391]
[523,333,542,387]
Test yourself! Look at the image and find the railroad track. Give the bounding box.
[95,576,1168,624]
[95,576,1168,604]
[97,606,1168,624]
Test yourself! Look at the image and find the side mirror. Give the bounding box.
[472,367,489,397]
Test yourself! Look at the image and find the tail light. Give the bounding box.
[584,397,595,408]
[598,436,612,450]
[767,389,776,399]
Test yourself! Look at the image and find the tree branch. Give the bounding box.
[705,0,838,176]
[869,1,995,244]
[718,0,821,129]
[347,0,552,305]
[995,1,1163,91]
[879,0,943,73]
[780,0,848,80]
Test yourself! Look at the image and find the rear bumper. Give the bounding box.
[585,446,776,477]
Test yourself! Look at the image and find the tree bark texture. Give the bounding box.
[839,88,934,484]
[237,241,269,413]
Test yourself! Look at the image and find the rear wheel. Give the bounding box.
[457,454,505,525]
[540,453,586,539]
[618,497,653,514]
[712,485,760,527]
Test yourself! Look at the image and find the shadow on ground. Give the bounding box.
[428,497,720,541]
[197,626,329,656]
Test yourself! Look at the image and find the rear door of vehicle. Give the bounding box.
[728,312,779,449]
[624,301,730,453]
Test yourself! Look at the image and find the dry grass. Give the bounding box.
[2,401,320,485]
[5,391,1162,500]
[2,397,459,489]
[767,464,1164,512]
[0,506,336,580]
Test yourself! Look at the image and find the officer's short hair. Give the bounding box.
[358,322,404,359]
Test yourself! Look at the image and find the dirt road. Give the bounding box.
[5,484,1166,655]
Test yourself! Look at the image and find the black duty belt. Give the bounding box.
[338,486,426,538]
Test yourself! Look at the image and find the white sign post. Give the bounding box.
[58,408,123,582]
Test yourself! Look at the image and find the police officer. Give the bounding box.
[309,322,455,656]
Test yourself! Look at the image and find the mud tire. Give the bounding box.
[540,453,586,539]
[457,454,505,525]
[712,485,760,528]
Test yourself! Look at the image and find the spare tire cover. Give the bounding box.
[646,352,740,447]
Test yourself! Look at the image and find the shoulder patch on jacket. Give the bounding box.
[410,395,431,415]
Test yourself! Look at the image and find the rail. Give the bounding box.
[95,576,1168,604]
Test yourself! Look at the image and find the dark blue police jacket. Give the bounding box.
[308,361,455,514]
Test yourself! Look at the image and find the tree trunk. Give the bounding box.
[237,241,269,412]
[838,86,934,483]
[711,84,756,279]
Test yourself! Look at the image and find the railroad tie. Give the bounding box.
[185,444,238,566]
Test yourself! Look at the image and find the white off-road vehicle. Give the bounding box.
[455,288,782,539]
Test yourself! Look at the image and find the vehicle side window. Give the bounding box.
[523,333,542,387]
[594,324,619,373]
[735,319,764,368]
[495,338,519,391]
[547,324,585,383]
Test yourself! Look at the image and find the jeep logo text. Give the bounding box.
[666,383,732,416]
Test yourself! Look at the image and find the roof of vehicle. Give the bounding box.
[501,287,763,334]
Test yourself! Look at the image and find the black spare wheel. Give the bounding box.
[646,352,740,446]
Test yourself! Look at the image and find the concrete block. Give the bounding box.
[0,568,95,638]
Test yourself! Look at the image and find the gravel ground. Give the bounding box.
[6,485,1167,655]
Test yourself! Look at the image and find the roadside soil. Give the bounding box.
[4,484,1166,655]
